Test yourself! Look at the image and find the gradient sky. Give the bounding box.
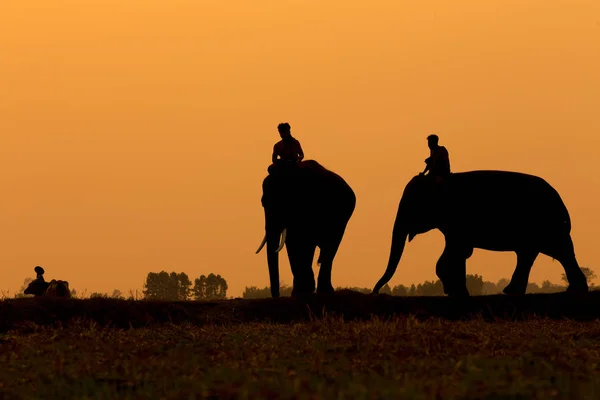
[1,0,599,297]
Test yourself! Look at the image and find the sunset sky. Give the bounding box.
[1,0,599,297]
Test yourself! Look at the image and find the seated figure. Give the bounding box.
[269,122,304,173]
[420,134,451,183]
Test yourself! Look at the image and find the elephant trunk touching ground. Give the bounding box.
[373,223,408,295]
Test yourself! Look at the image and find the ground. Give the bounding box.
[1,290,600,399]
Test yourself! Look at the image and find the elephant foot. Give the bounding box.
[566,284,589,294]
[291,291,314,303]
[446,287,470,298]
[502,284,526,295]
[291,286,315,301]
[316,283,334,295]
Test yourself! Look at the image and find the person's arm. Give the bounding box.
[296,140,304,162]
[421,157,431,175]
[272,144,278,163]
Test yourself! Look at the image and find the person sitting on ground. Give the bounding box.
[272,122,304,168]
[420,134,451,181]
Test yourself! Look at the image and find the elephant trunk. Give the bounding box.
[265,228,286,297]
[373,223,408,294]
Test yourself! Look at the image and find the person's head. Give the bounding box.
[427,134,439,150]
[277,122,291,139]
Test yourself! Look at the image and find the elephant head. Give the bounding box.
[373,175,446,293]
[255,165,309,297]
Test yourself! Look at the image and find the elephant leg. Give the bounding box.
[541,235,588,293]
[315,242,339,295]
[316,224,349,294]
[285,233,317,296]
[436,240,470,297]
[503,250,538,295]
[435,248,453,294]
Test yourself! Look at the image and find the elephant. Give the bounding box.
[372,170,589,296]
[255,160,356,298]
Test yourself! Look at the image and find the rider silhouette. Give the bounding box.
[268,122,304,175]
[420,134,451,182]
[272,122,304,165]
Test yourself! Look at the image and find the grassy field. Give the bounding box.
[1,291,600,399]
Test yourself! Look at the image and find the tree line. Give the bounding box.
[243,267,597,299]
[142,271,228,301]
[13,266,596,300]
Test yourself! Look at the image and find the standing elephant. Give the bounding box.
[372,171,589,296]
[256,160,356,298]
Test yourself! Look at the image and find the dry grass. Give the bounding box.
[1,291,600,399]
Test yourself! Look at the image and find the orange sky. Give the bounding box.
[1,0,599,297]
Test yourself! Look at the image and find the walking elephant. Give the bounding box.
[372,171,589,296]
[256,160,356,298]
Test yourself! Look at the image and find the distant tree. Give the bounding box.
[465,274,484,296]
[415,280,444,296]
[541,279,566,293]
[380,284,392,295]
[496,278,510,291]
[242,284,293,299]
[392,284,408,296]
[561,267,596,287]
[526,282,541,293]
[338,287,371,294]
[193,273,228,300]
[482,281,499,295]
[111,289,125,299]
[408,284,417,296]
[90,292,108,298]
[242,286,271,299]
[143,271,192,300]
[175,272,192,300]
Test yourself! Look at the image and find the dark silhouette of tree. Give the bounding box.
[482,281,499,294]
[465,274,484,296]
[496,278,510,290]
[526,282,541,293]
[408,284,417,296]
[143,271,192,300]
[562,267,596,287]
[415,280,445,296]
[193,273,228,300]
[380,283,392,295]
[242,284,293,299]
[175,272,192,300]
[111,289,125,299]
[336,286,371,294]
[392,284,409,296]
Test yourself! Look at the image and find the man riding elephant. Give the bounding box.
[269,122,305,175]
[420,134,451,183]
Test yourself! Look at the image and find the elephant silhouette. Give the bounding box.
[256,160,356,298]
[373,171,589,297]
